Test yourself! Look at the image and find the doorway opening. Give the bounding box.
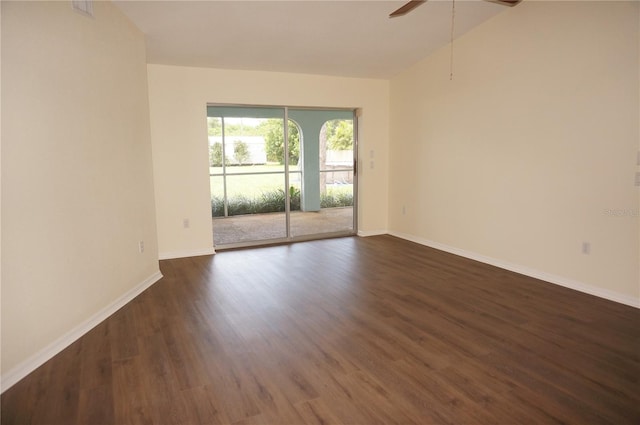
[208,105,357,249]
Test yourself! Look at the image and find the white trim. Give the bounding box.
[357,229,388,237]
[159,247,216,260]
[1,270,164,393]
[389,231,640,309]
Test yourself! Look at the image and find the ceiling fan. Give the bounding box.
[390,0,522,18]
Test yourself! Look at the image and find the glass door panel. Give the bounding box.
[209,108,288,247]
[289,113,355,238]
[221,174,287,244]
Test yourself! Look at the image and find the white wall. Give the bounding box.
[1,1,160,386]
[0,1,3,380]
[147,65,389,258]
[389,1,640,305]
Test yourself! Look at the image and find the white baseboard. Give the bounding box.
[159,247,216,260]
[357,229,388,237]
[389,231,640,309]
[1,270,164,393]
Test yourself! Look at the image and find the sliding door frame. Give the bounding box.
[208,103,358,249]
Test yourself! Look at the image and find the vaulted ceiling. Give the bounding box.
[114,0,511,79]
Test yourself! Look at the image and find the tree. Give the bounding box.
[261,119,300,165]
[209,142,226,167]
[326,120,353,151]
[233,140,250,165]
[208,117,222,136]
[208,117,263,137]
[320,120,353,193]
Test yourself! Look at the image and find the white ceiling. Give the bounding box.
[113,0,511,79]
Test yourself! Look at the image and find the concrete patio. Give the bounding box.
[213,207,354,246]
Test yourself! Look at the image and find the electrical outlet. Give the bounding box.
[402,205,406,215]
[183,218,190,229]
[138,241,144,253]
[582,242,590,255]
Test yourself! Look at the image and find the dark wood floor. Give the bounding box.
[2,235,639,424]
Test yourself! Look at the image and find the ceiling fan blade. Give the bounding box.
[389,0,427,18]
[484,0,522,7]
[389,0,520,20]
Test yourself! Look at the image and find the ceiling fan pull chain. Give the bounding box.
[450,0,456,80]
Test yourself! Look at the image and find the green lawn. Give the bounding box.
[210,164,352,199]
[210,164,298,198]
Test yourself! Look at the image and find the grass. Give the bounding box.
[210,164,300,199]
[210,163,353,201]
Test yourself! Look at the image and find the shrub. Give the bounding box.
[228,195,255,216]
[320,189,353,208]
[257,190,285,213]
[209,142,227,167]
[211,197,225,217]
[233,140,250,165]
[288,186,301,211]
[212,186,302,217]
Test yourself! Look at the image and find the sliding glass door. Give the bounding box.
[208,105,356,248]
[287,109,356,238]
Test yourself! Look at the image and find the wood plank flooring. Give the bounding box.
[2,235,639,424]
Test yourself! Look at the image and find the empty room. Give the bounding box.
[1,0,639,424]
